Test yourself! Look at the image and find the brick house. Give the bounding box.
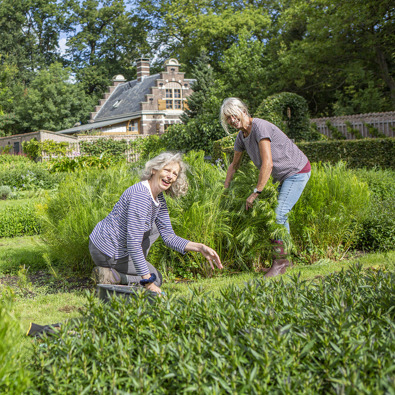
[56,58,195,137]
[0,130,77,155]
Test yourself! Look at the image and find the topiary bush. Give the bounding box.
[30,265,395,394]
[255,92,314,141]
[0,185,12,200]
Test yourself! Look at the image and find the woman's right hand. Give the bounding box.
[145,282,162,294]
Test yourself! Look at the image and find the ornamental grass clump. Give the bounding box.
[39,164,139,273]
[290,161,370,262]
[30,264,395,394]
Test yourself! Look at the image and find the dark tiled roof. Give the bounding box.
[95,74,161,121]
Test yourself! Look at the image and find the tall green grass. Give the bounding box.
[40,153,383,277]
[39,164,139,274]
[290,162,370,262]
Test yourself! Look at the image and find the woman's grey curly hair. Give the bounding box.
[140,152,188,198]
[220,97,251,135]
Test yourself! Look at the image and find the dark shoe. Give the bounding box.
[264,259,293,278]
[91,267,121,284]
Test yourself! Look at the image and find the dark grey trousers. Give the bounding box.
[89,225,162,286]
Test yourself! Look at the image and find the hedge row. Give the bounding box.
[31,265,395,393]
[213,136,395,170]
[0,203,40,237]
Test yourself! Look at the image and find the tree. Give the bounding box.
[0,0,66,82]
[136,0,272,72]
[15,63,95,133]
[270,0,395,115]
[65,0,151,95]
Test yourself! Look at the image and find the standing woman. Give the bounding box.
[220,98,311,277]
[89,152,223,294]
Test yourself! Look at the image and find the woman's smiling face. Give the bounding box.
[225,112,249,130]
[151,161,180,193]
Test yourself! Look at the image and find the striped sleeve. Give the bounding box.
[156,195,190,254]
[126,191,151,276]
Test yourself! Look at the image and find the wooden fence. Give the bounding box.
[310,111,395,139]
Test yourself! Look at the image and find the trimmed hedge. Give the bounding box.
[213,135,395,170]
[31,265,395,393]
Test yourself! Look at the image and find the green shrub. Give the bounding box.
[255,92,314,141]
[345,121,363,139]
[47,154,126,173]
[353,168,395,251]
[0,161,63,190]
[0,202,41,237]
[0,153,31,165]
[0,296,31,393]
[0,185,12,199]
[30,265,395,394]
[289,162,370,262]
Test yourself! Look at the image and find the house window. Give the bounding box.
[127,119,139,133]
[164,83,183,110]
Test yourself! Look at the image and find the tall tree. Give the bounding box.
[15,63,95,133]
[65,0,151,95]
[0,0,66,82]
[270,0,395,115]
[136,0,273,72]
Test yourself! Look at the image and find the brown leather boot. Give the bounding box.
[264,240,293,278]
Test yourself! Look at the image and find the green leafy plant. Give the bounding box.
[0,185,12,199]
[79,138,128,157]
[22,138,70,160]
[345,121,363,139]
[30,265,395,394]
[325,121,346,140]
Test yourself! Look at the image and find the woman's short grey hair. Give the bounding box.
[140,152,188,198]
[220,97,251,134]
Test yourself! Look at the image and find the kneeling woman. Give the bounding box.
[89,152,223,294]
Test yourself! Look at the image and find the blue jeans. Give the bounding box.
[275,171,311,234]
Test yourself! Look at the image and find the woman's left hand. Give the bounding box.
[246,193,258,210]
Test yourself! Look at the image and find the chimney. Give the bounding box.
[112,75,127,87]
[136,58,150,82]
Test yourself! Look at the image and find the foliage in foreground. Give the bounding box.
[0,293,31,393]
[30,265,395,394]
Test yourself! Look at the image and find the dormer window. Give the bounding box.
[113,100,122,108]
[164,83,183,110]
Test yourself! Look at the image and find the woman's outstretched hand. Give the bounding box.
[185,242,223,269]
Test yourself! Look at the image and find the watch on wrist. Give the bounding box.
[253,188,262,194]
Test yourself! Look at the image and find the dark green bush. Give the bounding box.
[0,202,41,237]
[31,265,395,394]
[255,92,314,141]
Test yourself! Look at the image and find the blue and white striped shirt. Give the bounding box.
[89,181,190,276]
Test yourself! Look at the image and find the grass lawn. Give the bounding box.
[1,235,394,360]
